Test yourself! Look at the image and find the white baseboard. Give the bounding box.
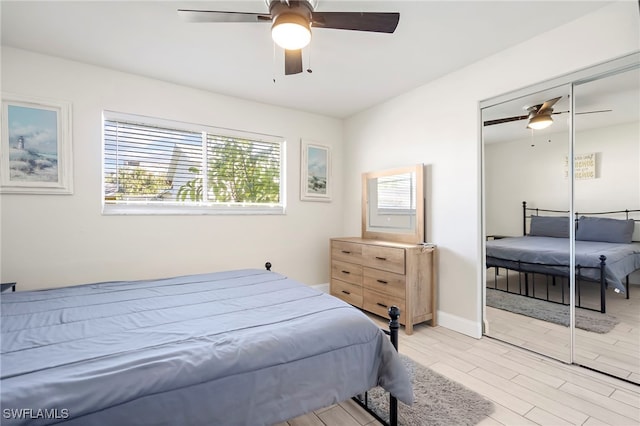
[311,283,329,293]
[437,310,482,339]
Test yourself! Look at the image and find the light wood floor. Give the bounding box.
[277,314,640,426]
[486,271,640,382]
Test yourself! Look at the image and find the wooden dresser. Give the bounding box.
[330,237,436,335]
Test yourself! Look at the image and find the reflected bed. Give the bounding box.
[486,202,640,313]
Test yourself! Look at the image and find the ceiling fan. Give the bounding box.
[178,0,400,75]
[483,96,612,129]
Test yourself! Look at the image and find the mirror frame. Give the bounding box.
[362,164,424,244]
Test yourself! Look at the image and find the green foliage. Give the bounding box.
[177,139,280,203]
[176,167,203,201]
[105,166,171,199]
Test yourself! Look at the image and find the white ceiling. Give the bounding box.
[1,1,614,118]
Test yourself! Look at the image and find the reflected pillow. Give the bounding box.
[529,215,570,238]
[576,216,634,244]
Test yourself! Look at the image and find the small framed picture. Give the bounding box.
[1,93,73,194]
[300,139,331,202]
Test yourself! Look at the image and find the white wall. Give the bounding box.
[343,1,639,337]
[0,47,344,290]
[485,130,571,237]
[575,122,640,213]
[485,122,640,238]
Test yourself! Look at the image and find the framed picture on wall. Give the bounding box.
[300,139,331,202]
[1,93,73,194]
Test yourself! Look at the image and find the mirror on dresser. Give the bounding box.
[331,164,436,334]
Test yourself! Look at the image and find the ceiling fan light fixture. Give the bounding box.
[272,13,311,50]
[527,114,553,130]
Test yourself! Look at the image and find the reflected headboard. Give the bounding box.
[522,201,640,242]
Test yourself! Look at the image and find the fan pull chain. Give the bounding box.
[306,42,313,73]
[530,128,535,147]
[272,42,277,83]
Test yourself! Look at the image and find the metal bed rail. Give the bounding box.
[486,255,611,313]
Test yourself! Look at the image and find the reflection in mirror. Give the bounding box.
[367,172,415,229]
[483,85,572,363]
[573,66,640,384]
[362,164,424,244]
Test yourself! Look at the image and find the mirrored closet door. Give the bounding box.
[572,66,640,383]
[482,85,572,363]
[482,54,640,384]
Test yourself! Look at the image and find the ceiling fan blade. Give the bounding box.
[552,109,613,115]
[537,96,562,115]
[483,115,529,126]
[576,109,613,115]
[311,12,400,33]
[284,49,303,75]
[177,9,271,23]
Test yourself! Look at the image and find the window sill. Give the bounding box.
[102,204,285,216]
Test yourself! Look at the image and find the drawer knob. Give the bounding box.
[375,256,387,261]
[377,279,388,284]
[341,270,351,275]
[342,290,351,295]
[341,250,351,254]
[377,302,389,308]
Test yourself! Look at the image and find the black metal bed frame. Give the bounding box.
[486,202,638,313]
[486,255,611,313]
[264,262,400,426]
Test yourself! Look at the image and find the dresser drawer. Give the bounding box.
[363,289,406,324]
[331,240,363,263]
[362,245,405,274]
[331,260,363,286]
[363,267,405,299]
[331,279,363,308]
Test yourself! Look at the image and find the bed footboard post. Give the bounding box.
[388,306,400,351]
[599,255,606,313]
[265,262,272,271]
[522,201,527,236]
[626,276,630,300]
[388,306,400,426]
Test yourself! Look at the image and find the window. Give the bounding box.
[103,112,285,214]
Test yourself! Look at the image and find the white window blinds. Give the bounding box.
[376,172,415,213]
[103,112,284,214]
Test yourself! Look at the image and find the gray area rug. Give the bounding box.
[365,355,494,426]
[486,288,619,333]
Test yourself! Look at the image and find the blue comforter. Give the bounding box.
[486,236,640,293]
[0,269,412,425]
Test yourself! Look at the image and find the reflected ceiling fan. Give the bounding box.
[178,0,400,75]
[483,96,612,129]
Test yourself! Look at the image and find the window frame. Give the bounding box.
[102,111,286,215]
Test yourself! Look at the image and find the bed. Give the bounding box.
[0,266,412,426]
[486,202,640,313]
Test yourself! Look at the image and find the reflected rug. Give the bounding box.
[486,288,619,333]
[365,355,494,426]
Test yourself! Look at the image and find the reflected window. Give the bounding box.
[377,172,415,214]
